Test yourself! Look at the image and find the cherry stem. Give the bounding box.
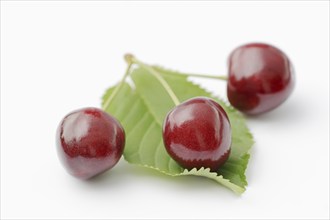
[129,56,181,106]
[102,56,133,110]
[165,71,228,81]
[105,54,218,109]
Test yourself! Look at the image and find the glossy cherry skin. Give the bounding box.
[163,97,231,171]
[227,43,294,115]
[56,107,125,179]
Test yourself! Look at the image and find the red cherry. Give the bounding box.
[227,43,294,115]
[56,107,125,179]
[163,97,231,171]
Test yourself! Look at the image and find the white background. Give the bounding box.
[1,1,329,219]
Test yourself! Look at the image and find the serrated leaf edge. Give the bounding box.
[129,162,245,194]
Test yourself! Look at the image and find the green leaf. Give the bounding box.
[102,66,253,194]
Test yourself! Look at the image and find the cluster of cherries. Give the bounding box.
[56,43,294,179]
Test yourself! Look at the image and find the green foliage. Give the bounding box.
[102,66,253,194]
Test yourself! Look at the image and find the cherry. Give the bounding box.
[227,43,294,115]
[162,97,231,171]
[56,107,125,179]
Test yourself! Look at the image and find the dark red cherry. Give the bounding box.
[162,97,231,172]
[56,107,125,179]
[227,43,294,115]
